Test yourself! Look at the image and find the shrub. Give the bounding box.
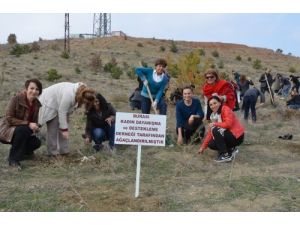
[110,66,123,79]
[126,67,136,79]
[276,48,283,54]
[137,42,143,47]
[236,55,242,61]
[170,40,178,53]
[75,67,81,74]
[7,34,17,45]
[141,61,148,68]
[122,61,129,70]
[61,51,70,59]
[31,42,40,52]
[160,46,166,52]
[252,59,262,70]
[33,55,38,60]
[10,44,31,57]
[212,50,219,57]
[247,57,252,62]
[198,48,205,56]
[218,60,224,69]
[135,51,141,57]
[289,66,296,73]
[47,69,61,82]
[89,54,102,73]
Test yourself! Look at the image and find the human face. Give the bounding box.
[205,73,216,84]
[155,64,165,75]
[94,99,100,110]
[26,82,40,102]
[183,88,193,102]
[209,99,221,113]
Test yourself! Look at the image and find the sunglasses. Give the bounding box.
[206,76,215,79]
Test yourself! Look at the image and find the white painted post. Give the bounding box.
[135,145,142,198]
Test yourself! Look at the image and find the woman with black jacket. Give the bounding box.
[84,93,116,151]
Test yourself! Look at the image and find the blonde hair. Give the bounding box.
[75,85,96,108]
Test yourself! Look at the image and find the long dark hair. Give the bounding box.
[95,93,109,112]
[208,95,223,114]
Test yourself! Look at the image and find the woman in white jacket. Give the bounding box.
[38,82,95,156]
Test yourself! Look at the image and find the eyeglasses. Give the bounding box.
[206,76,215,79]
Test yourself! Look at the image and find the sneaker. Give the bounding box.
[214,153,233,163]
[93,144,103,152]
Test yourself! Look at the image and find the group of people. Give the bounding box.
[0,81,117,169]
[5,57,299,169]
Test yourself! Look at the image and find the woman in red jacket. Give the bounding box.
[198,96,244,163]
[202,69,236,120]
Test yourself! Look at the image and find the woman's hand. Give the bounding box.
[198,147,205,154]
[84,137,91,144]
[188,115,194,125]
[105,116,114,126]
[61,131,69,139]
[29,122,40,133]
[208,122,215,128]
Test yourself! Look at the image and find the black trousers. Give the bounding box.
[243,95,257,121]
[178,118,204,144]
[9,125,41,162]
[208,127,244,154]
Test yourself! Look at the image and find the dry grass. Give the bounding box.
[0,37,300,212]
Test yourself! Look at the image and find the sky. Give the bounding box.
[1,13,300,57]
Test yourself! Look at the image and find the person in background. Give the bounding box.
[38,82,95,157]
[242,84,265,123]
[202,69,236,120]
[289,75,300,93]
[259,68,275,101]
[129,77,143,110]
[84,93,116,152]
[198,96,244,163]
[287,87,300,110]
[232,70,240,84]
[176,86,204,145]
[0,79,43,169]
[135,58,169,115]
[238,74,253,100]
[279,75,292,100]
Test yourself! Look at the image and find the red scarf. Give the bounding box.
[203,80,227,98]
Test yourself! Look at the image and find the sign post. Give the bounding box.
[114,112,167,198]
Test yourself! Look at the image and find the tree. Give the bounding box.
[7,33,17,45]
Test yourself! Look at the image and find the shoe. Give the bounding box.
[9,160,22,170]
[214,152,233,163]
[93,144,103,152]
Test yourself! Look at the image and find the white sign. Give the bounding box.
[114,112,167,146]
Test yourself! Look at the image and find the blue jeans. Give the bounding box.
[92,123,115,148]
[282,84,291,98]
[243,95,257,121]
[287,104,300,110]
[141,96,167,115]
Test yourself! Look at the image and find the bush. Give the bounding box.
[198,48,205,56]
[212,50,219,58]
[252,59,262,70]
[31,42,40,52]
[126,67,136,79]
[218,60,224,69]
[289,66,296,73]
[110,66,123,79]
[247,57,252,62]
[276,48,283,54]
[137,42,143,47]
[7,34,17,45]
[236,55,242,61]
[89,54,102,73]
[10,44,31,57]
[75,67,81,74]
[47,69,61,82]
[170,40,178,53]
[141,61,148,67]
[159,46,166,52]
[61,51,70,59]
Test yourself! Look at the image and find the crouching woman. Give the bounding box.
[0,79,43,168]
[198,96,244,163]
[84,93,116,151]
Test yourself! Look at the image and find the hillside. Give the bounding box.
[0,36,299,211]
